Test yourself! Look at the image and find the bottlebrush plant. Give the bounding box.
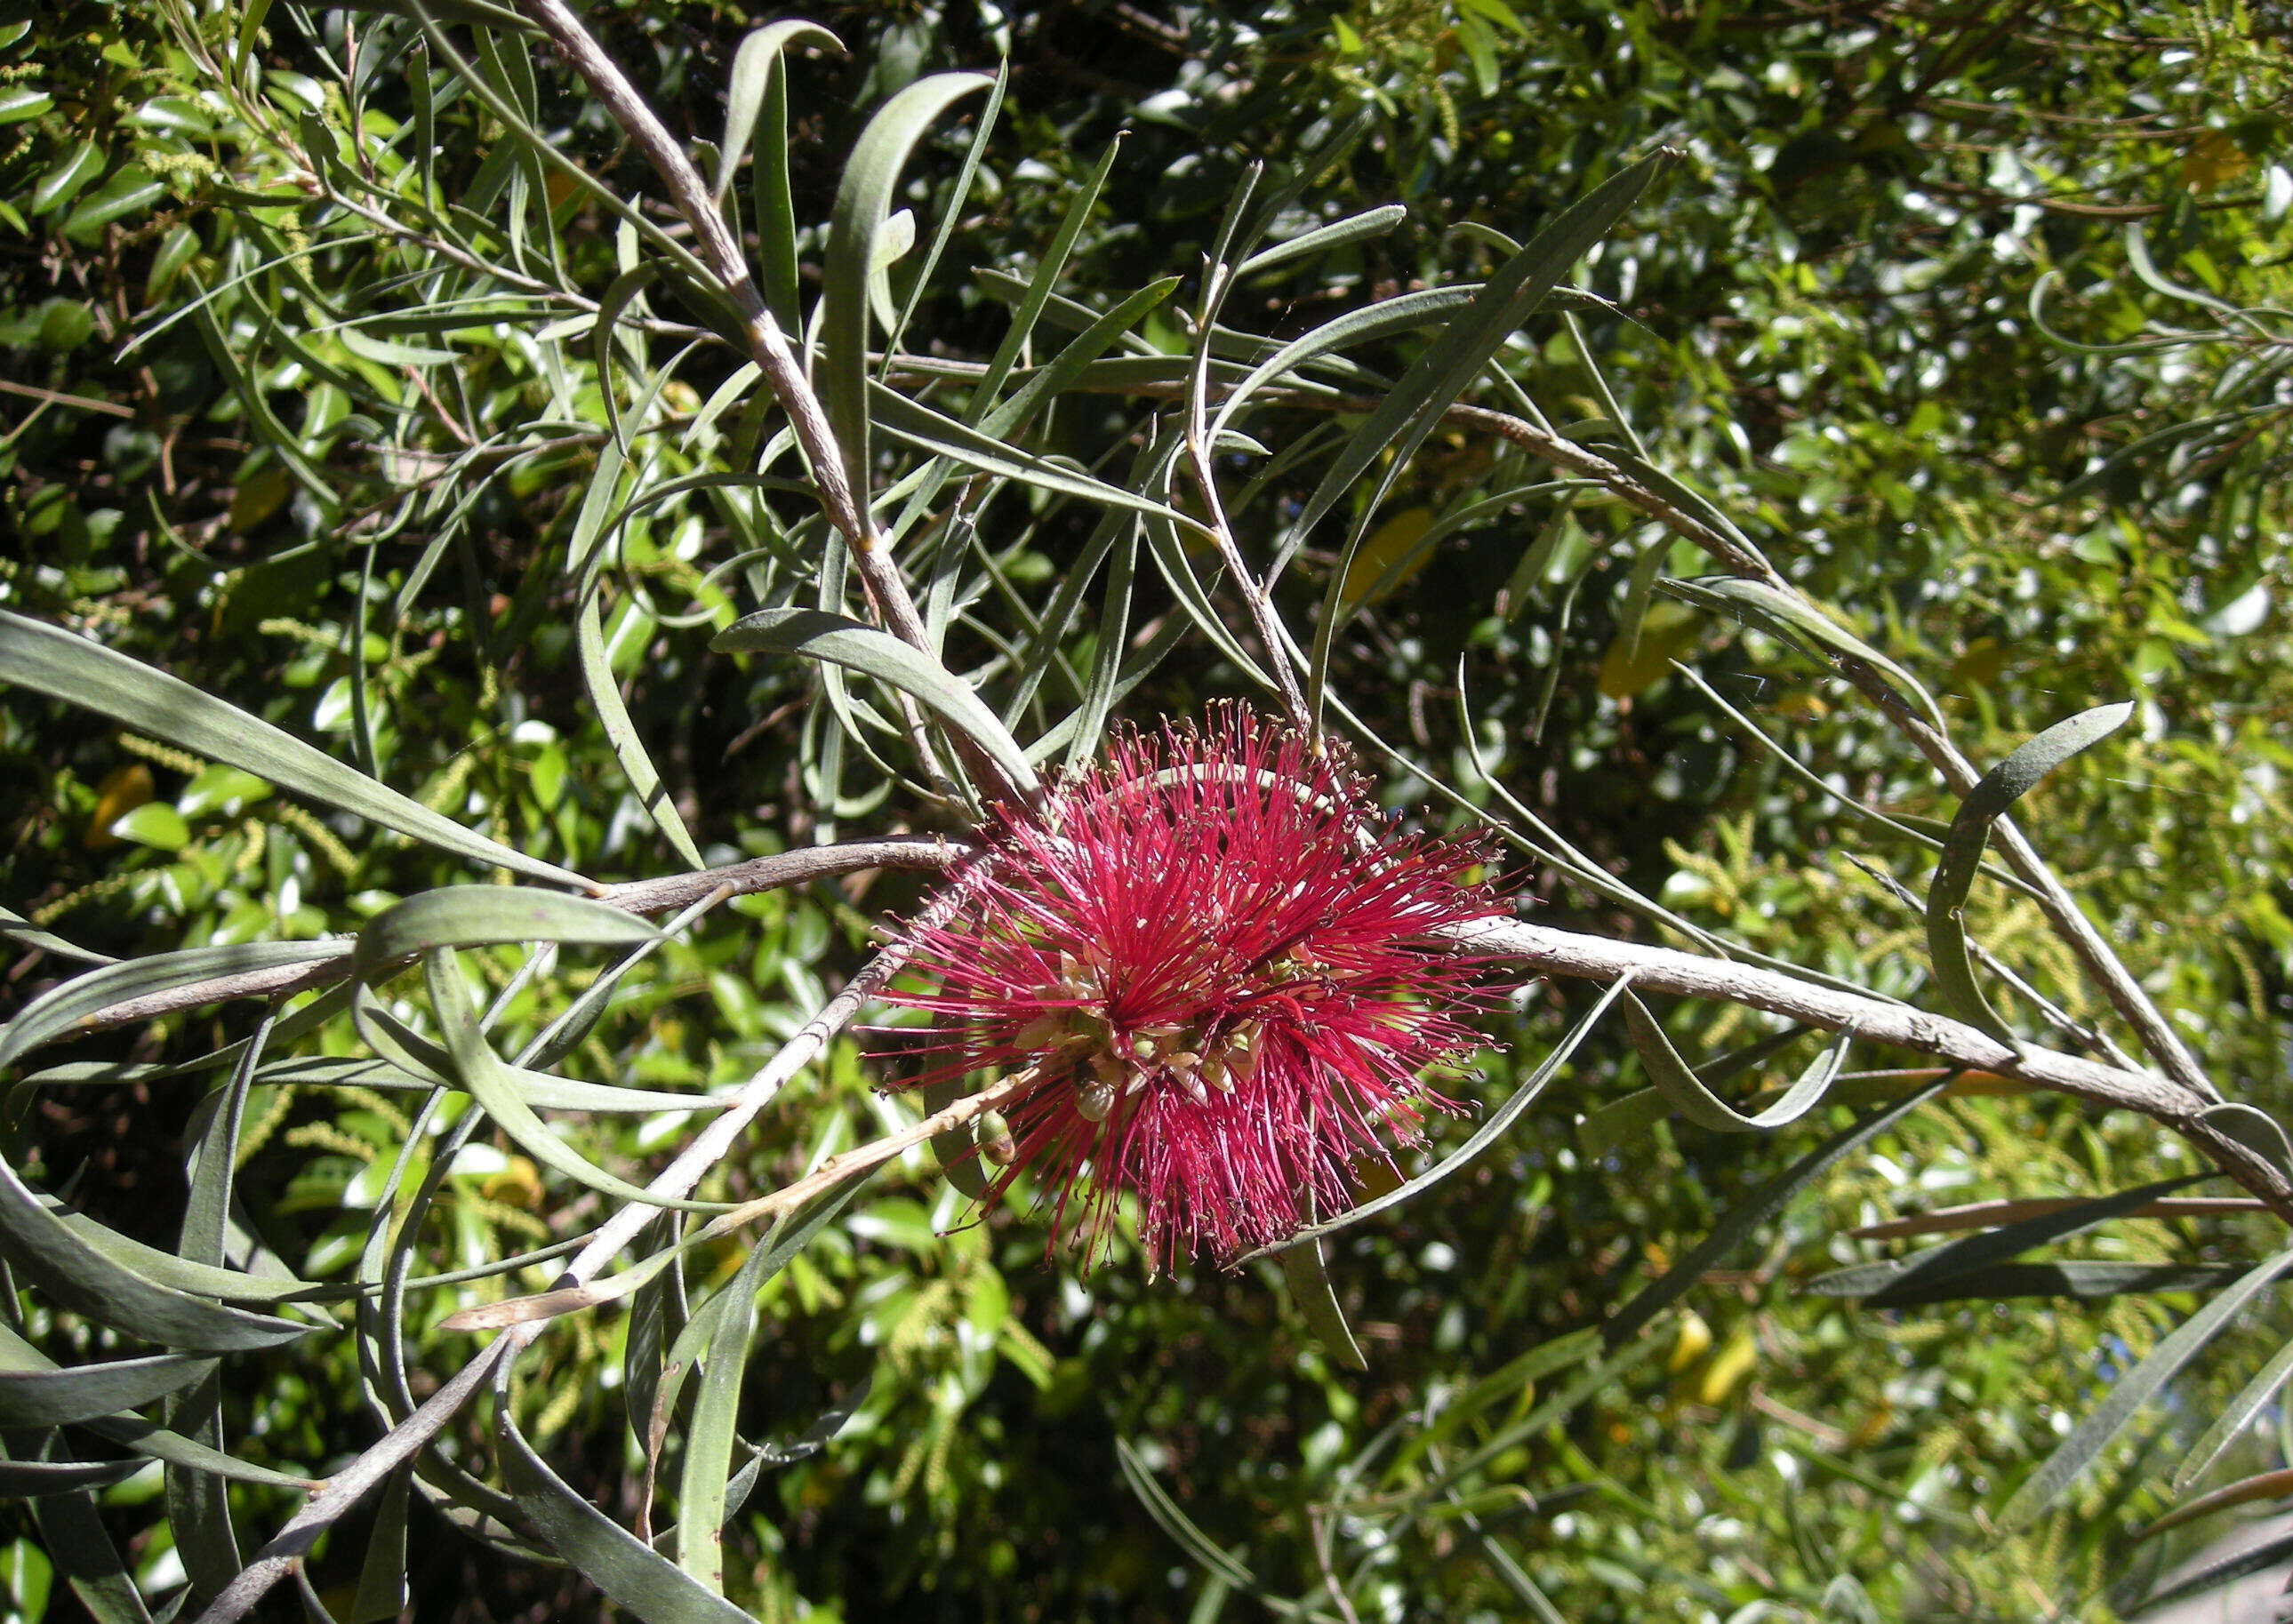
[1,2,2289,1621]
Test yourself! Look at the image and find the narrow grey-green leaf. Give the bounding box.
[1279,1239,1366,1371]
[1235,204,1407,278]
[712,608,1039,798]
[1656,575,1943,727]
[677,1244,767,1590]
[0,1454,144,1496]
[2001,1247,2293,1526]
[577,589,707,870]
[347,1468,413,1624]
[1856,1174,2206,1309]
[421,952,726,1214]
[868,380,1198,535]
[2199,1102,2293,1182]
[0,1158,312,1351]
[1303,151,1676,725]
[1116,1438,1256,1589]
[1602,1079,1948,1349]
[716,20,841,204]
[1244,974,1633,1260]
[28,1489,151,1624]
[2176,1332,2293,1492]
[0,942,346,1075]
[0,905,116,966]
[1208,286,1478,445]
[0,612,586,886]
[1806,1260,2262,1305]
[1926,702,2133,1044]
[1621,993,1850,1133]
[821,73,992,508]
[354,887,655,984]
[0,1353,214,1428]
[497,1401,757,1624]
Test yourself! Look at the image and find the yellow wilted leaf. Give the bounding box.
[1668,1309,1713,1372]
[84,762,153,851]
[2181,129,2249,193]
[1945,635,2007,695]
[228,462,291,532]
[481,1156,543,1210]
[1340,506,1435,607]
[1597,600,1701,698]
[1696,1321,1759,1405]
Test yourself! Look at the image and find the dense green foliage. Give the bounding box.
[3,1,2291,1620]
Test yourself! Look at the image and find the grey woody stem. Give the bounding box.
[509,0,934,654]
[54,838,972,1042]
[1446,401,2217,1107]
[1452,917,2287,1220]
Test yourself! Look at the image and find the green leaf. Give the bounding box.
[2175,1332,2293,1492]
[1848,1175,2206,1308]
[0,86,54,125]
[105,800,188,850]
[1237,203,1407,277]
[1925,702,2132,1044]
[868,380,1199,538]
[0,1453,144,1496]
[579,588,707,870]
[60,167,164,242]
[1602,1079,1949,1349]
[719,20,841,201]
[28,1490,149,1624]
[0,941,348,1076]
[677,1244,767,1590]
[2001,1247,2293,1526]
[0,1157,313,1351]
[0,904,116,966]
[346,1468,413,1623]
[32,140,104,215]
[2198,1102,2293,1182]
[821,73,993,510]
[1246,974,1634,1260]
[497,1397,758,1624]
[1806,1260,2257,1304]
[421,952,728,1214]
[712,608,1040,798]
[0,612,588,887]
[1279,1239,1367,1371]
[1620,993,1851,1132]
[1117,1438,1256,1591]
[0,1352,215,1428]
[1657,575,1942,724]
[1303,150,1677,725]
[352,887,656,984]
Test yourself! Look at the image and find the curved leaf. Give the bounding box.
[497,1396,758,1624]
[2001,1246,2293,1526]
[0,1157,311,1352]
[821,73,993,508]
[0,612,586,887]
[353,887,656,984]
[712,608,1039,798]
[716,20,842,204]
[1925,702,2133,1044]
[0,1353,215,1428]
[1246,973,1634,1260]
[1621,994,1851,1133]
[0,941,347,1075]
[422,953,726,1212]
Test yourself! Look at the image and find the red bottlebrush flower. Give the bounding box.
[886,706,1505,1270]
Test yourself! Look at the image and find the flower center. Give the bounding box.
[1012,956,1265,1121]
